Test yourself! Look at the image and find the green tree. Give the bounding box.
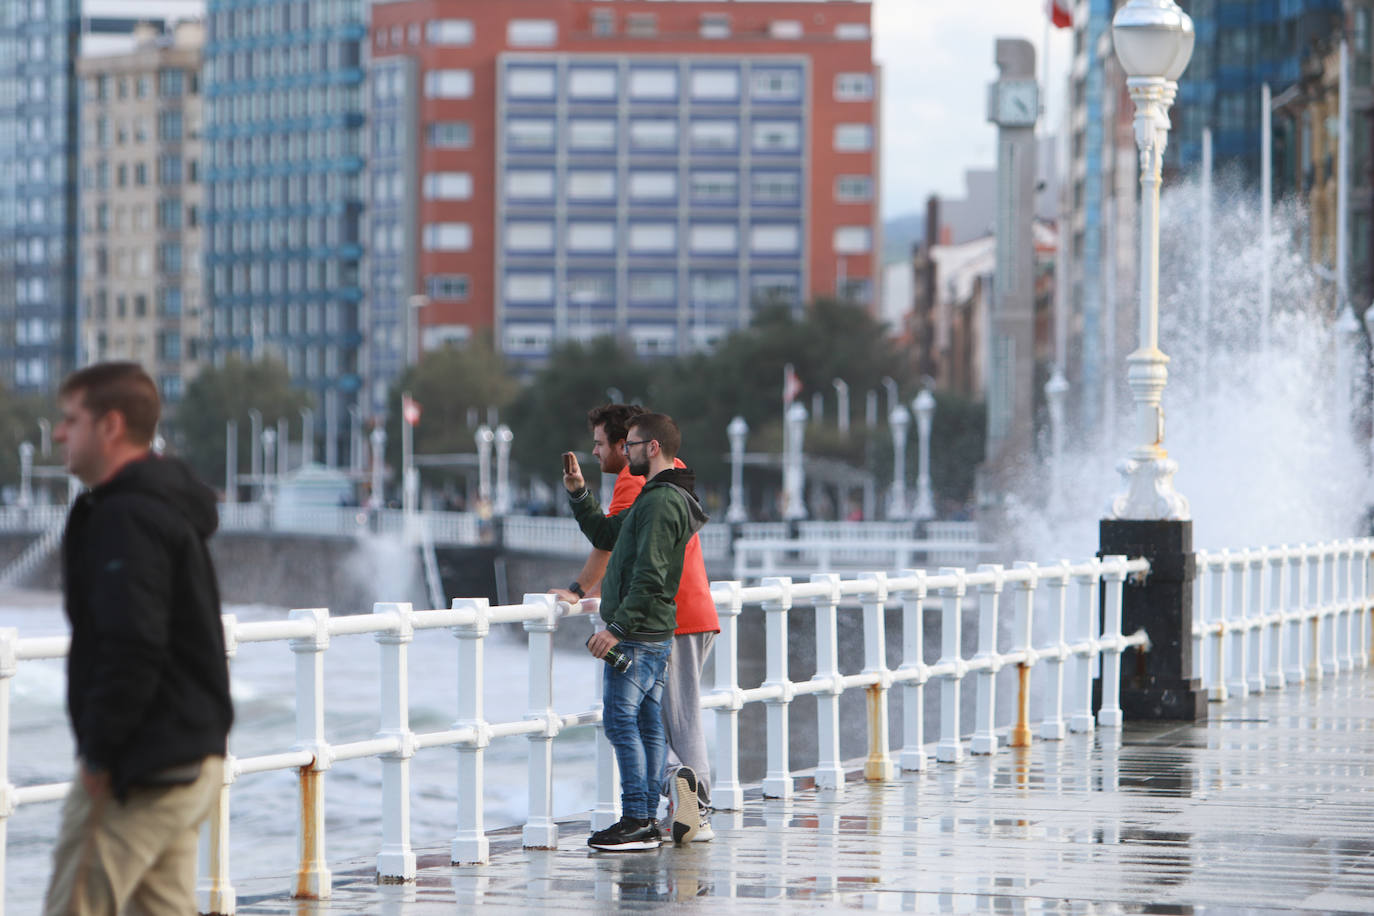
[0,388,56,492]
[177,357,314,491]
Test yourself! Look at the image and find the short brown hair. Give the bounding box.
[60,362,160,446]
[627,412,680,460]
[587,402,647,444]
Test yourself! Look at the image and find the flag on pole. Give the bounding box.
[783,363,803,406]
[1046,0,1072,29]
[402,393,422,426]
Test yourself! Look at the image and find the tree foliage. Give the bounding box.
[0,388,56,494]
[176,356,314,491]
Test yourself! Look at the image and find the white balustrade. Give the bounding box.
[2,539,1369,912]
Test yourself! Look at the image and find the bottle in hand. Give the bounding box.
[587,634,632,673]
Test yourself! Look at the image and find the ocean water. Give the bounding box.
[1,592,602,912]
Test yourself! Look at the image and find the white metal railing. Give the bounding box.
[0,550,1160,913]
[1192,539,1374,700]
[732,537,996,580]
[0,506,67,532]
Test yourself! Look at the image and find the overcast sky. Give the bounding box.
[874,0,1073,219]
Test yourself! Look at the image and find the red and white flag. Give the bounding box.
[1046,0,1072,29]
[402,393,422,427]
[783,363,803,406]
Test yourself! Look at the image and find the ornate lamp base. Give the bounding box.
[1106,455,1190,521]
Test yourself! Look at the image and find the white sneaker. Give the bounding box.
[668,766,701,844]
[693,817,715,842]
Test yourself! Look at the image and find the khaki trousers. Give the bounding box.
[43,756,223,916]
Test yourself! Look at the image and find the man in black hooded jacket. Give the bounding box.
[43,362,232,916]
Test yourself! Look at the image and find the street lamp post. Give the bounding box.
[783,402,808,520]
[300,407,315,466]
[1105,0,1194,522]
[349,405,363,475]
[247,408,262,498]
[37,418,50,457]
[475,425,494,508]
[494,424,514,515]
[369,426,386,510]
[727,416,749,523]
[1101,0,1205,723]
[261,428,277,505]
[832,378,850,436]
[912,390,936,521]
[18,442,33,509]
[225,420,238,504]
[888,403,910,520]
[276,417,289,478]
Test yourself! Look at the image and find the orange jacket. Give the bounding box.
[607,461,719,635]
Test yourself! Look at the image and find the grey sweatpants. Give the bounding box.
[661,630,716,805]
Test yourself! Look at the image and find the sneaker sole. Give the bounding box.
[588,839,661,851]
[670,768,701,844]
[694,823,715,842]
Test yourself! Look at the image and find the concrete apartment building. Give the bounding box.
[77,20,204,404]
[363,0,880,396]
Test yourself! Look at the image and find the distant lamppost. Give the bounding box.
[261,428,277,505]
[783,402,808,520]
[276,417,289,478]
[300,407,315,466]
[912,390,936,521]
[247,408,263,496]
[475,425,494,508]
[888,403,910,520]
[225,420,238,504]
[37,418,50,457]
[727,416,749,523]
[18,442,33,509]
[832,378,850,437]
[1105,0,1195,521]
[369,426,386,510]
[494,424,514,515]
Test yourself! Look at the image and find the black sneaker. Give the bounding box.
[669,766,701,844]
[588,816,662,851]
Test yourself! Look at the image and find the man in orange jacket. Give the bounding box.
[551,403,720,842]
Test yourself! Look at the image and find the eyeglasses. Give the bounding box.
[622,439,654,453]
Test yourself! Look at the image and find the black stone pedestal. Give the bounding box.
[1100,519,1208,721]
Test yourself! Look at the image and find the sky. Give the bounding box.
[874,0,1073,220]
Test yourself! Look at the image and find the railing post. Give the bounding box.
[1338,541,1355,672]
[1193,550,1208,684]
[1098,557,1127,728]
[288,608,332,899]
[1009,562,1038,747]
[760,576,794,799]
[710,581,745,811]
[859,571,894,779]
[1210,553,1229,702]
[1359,539,1372,668]
[1226,552,1249,698]
[1246,551,1266,693]
[522,594,559,850]
[1039,562,1070,740]
[1286,546,1308,684]
[970,565,1003,755]
[809,573,845,791]
[451,597,491,864]
[375,602,416,881]
[1315,547,1332,679]
[896,570,929,770]
[0,628,15,916]
[1265,549,1287,690]
[935,567,965,762]
[1068,562,1098,733]
[199,614,237,915]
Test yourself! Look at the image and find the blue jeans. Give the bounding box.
[602,637,671,820]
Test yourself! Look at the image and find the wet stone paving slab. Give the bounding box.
[237,670,1374,913]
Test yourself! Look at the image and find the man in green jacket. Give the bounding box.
[563,413,708,851]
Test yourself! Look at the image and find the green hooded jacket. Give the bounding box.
[569,467,709,640]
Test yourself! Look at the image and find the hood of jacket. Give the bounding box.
[645,466,709,536]
[93,454,220,538]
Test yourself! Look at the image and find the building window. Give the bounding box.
[690,68,740,102]
[834,226,872,254]
[770,20,803,39]
[423,222,473,251]
[629,171,676,201]
[690,272,737,304]
[569,68,617,100]
[158,111,183,141]
[567,274,614,302]
[158,154,182,184]
[700,14,730,39]
[427,19,474,45]
[507,66,556,99]
[567,170,616,201]
[508,19,557,47]
[504,169,555,200]
[834,124,874,152]
[835,23,871,40]
[157,197,183,229]
[505,273,555,302]
[835,73,874,101]
[427,274,470,301]
[506,221,555,252]
[423,172,473,200]
[629,68,676,100]
[689,224,738,255]
[629,223,676,253]
[626,13,657,37]
[750,224,800,255]
[752,120,801,153]
[630,119,677,150]
[159,242,183,274]
[503,324,552,354]
[159,69,184,98]
[751,273,800,305]
[836,175,874,201]
[425,70,473,99]
[750,68,801,102]
[690,171,738,205]
[506,118,556,150]
[568,222,615,253]
[752,171,800,205]
[428,121,472,148]
[690,120,738,152]
[159,286,182,315]
[569,119,616,150]
[629,273,675,302]
[591,9,615,37]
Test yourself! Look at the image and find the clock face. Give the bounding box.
[997,81,1038,127]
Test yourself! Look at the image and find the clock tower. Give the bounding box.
[981,38,1040,502]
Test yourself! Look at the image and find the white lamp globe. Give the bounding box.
[1112,0,1195,81]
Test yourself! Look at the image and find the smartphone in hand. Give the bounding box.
[563,452,576,475]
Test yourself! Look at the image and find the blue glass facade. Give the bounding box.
[495,55,808,365]
[203,0,366,450]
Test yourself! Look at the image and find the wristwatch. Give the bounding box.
[568,581,586,599]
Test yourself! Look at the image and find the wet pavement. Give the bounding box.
[235,669,1374,913]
